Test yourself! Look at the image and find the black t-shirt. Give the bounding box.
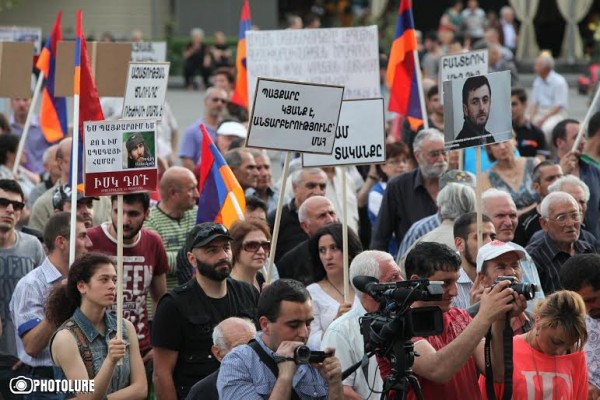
[514,122,549,158]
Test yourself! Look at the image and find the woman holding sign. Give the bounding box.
[307,223,362,349]
[47,253,147,400]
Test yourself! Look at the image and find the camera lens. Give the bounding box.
[514,283,536,300]
[294,345,311,364]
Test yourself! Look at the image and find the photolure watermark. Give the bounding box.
[9,376,94,395]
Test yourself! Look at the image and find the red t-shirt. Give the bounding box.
[88,223,169,353]
[378,307,482,400]
[479,335,588,400]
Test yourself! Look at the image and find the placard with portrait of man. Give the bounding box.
[443,70,512,150]
[123,131,156,169]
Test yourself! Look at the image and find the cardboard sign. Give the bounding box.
[84,119,158,196]
[0,42,34,97]
[247,78,344,154]
[302,98,385,167]
[439,49,488,105]
[131,41,167,62]
[443,70,512,150]
[246,26,379,101]
[121,62,170,120]
[0,26,42,54]
[55,41,132,97]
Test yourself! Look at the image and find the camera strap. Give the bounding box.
[484,317,513,400]
[248,340,302,400]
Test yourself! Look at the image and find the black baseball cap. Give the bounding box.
[187,222,233,251]
[52,184,99,210]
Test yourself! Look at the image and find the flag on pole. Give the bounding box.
[196,124,245,228]
[36,11,67,143]
[386,0,423,130]
[230,0,251,109]
[70,10,104,192]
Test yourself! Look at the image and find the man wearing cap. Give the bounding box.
[215,120,247,155]
[52,184,98,228]
[152,222,259,400]
[126,132,154,169]
[468,240,534,334]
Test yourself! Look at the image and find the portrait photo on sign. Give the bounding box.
[123,131,155,169]
[443,70,511,150]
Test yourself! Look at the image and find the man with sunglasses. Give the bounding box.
[152,222,259,400]
[526,192,595,295]
[179,87,228,171]
[0,179,45,399]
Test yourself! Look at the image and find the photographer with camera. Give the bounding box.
[381,242,526,400]
[217,279,344,399]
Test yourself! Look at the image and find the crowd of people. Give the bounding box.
[1,1,600,399]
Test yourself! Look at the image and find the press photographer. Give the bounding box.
[379,242,526,400]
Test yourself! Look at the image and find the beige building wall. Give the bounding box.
[0,0,168,40]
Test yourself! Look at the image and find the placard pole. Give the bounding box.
[342,167,350,302]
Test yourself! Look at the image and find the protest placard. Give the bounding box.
[246,26,379,100]
[131,41,167,62]
[443,70,512,151]
[439,49,488,105]
[0,26,42,54]
[84,119,158,196]
[121,62,170,120]
[302,98,385,167]
[0,42,34,97]
[247,78,344,154]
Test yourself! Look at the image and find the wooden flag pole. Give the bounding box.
[13,74,44,175]
[266,151,292,284]
[68,103,80,267]
[573,83,600,152]
[342,167,350,302]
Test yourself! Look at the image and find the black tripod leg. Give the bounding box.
[407,375,425,400]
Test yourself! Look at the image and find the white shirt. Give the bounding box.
[307,283,340,350]
[530,70,569,110]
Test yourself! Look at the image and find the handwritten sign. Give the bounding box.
[121,62,170,120]
[302,98,385,167]
[246,26,379,101]
[439,49,488,105]
[84,119,158,196]
[247,78,344,154]
[131,41,167,62]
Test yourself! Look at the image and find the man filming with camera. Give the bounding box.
[217,279,344,399]
[386,242,526,400]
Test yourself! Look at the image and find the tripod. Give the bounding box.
[380,339,424,400]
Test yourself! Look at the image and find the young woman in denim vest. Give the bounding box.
[47,253,147,399]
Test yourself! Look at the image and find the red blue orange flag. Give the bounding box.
[70,10,104,191]
[386,0,423,130]
[230,0,251,109]
[196,124,245,228]
[36,11,67,143]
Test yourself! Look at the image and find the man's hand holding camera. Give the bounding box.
[478,280,527,324]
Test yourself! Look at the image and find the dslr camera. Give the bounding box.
[294,345,329,364]
[493,276,537,300]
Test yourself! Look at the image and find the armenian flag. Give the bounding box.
[230,0,251,109]
[36,11,67,143]
[386,0,423,129]
[196,124,245,228]
[70,10,104,192]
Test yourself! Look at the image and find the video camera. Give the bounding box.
[294,346,329,364]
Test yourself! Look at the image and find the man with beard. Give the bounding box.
[87,192,168,390]
[152,222,259,400]
[371,129,448,251]
[455,75,496,148]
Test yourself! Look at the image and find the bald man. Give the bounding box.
[145,166,199,289]
[186,317,257,400]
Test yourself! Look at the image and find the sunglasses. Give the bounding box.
[0,197,25,211]
[242,241,271,253]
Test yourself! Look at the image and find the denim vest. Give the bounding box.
[52,308,130,396]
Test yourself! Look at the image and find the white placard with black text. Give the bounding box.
[122,62,170,120]
[439,49,488,105]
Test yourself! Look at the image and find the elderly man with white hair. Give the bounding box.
[529,53,569,142]
[526,191,595,295]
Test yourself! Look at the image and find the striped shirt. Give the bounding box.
[453,268,474,310]
[9,257,63,367]
[396,214,442,263]
[144,204,197,291]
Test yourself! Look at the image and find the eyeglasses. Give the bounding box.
[242,241,271,253]
[426,149,447,159]
[0,197,25,211]
[210,97,228,104]
[546,211,582,225]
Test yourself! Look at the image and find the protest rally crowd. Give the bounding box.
[3,0,600,399]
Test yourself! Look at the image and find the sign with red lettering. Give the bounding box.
[302,98,385,167]
[84,119,158,196]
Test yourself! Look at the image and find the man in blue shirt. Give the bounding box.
[218,279,344,399]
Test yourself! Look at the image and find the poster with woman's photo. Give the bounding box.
[443,70,512,150]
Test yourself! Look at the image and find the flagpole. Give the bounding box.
[266,151,291,284]
[228,192,245,221]
[13,74,44,175]
[69,98,80,267]
[412,49,428,130]
[573,83,600,152]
